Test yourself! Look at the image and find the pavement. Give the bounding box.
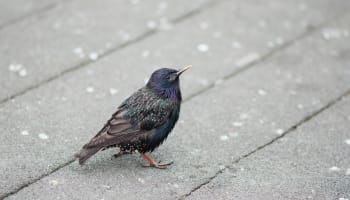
[1,0,350,199]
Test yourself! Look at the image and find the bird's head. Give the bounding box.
[146,66,191,99]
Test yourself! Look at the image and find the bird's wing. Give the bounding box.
[83,89,175,148]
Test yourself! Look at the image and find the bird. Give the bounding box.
[75,66,191,169]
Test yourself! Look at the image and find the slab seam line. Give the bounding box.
[0,0,222,105]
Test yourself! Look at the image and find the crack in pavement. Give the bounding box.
[2,14,334,199]
[2,1,347,199]
[0,157,75,200]
[181,88,350,199]
[0,0,222,105]
[229,89,350,169]
[184,21,322,103]
[0,29,154,104]
[0,0,71,31]
[180,11,350,198]
[1,1,224,199]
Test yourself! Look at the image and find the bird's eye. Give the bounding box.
[166,75,171,80]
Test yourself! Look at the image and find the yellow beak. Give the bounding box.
[177,65,192,76]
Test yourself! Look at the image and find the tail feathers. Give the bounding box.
[75,131,142,165]
[75,132,112,165]
[75,147,101,165]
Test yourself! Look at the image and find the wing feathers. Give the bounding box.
[76,88,176,164]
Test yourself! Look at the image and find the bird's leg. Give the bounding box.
[141,153,173,169]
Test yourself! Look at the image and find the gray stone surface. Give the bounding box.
[3,5,350,199]
[1,0,349,102]
[0,0,209,102]
[0,0,60,28]
[187,93,350,200]
[1,0,350,199]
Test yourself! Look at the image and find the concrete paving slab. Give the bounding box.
[0,0,210,102]
[0,0,60,29]
[187,93,350,200]
[0,0,332,196]
[3,8,350,199]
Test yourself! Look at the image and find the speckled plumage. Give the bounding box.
[76,67,188,167]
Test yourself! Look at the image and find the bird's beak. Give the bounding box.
[176,65,192,76]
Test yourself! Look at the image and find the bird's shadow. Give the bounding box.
[70,150,170,175]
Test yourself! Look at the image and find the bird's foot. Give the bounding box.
[140,153,173,169]
[142,161,173,169]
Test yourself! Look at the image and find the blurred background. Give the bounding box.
[1,0,350,199]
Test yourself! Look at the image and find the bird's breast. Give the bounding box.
[144,105,180,152]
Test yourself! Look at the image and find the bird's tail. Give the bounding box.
[75,131,117,165]
[75,130,134,165]
[75,147,101,165]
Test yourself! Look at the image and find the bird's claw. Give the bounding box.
[142,161,173,169]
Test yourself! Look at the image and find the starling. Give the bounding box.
[75,66,191,169]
